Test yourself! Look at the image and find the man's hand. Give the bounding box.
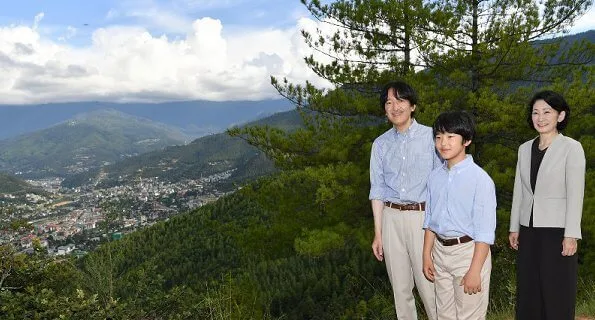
[562,237,578,256]
[509,232,519,250]
[461,270,482,294]
[372,236,383,261]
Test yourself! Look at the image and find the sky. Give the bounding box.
[0,0,593,104]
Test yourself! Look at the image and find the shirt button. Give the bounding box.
[401,188,405,192]
[402,156,405,160]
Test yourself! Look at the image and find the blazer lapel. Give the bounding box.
[521,138,537,196]
[534,133,563,196]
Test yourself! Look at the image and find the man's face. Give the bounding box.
[384,88,415,129]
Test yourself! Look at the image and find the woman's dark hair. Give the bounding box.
[433,110,475,142]
[527,90,570,130]
[380,81,418,115]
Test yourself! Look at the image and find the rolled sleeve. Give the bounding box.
[423,185,432,229]
[369,142,385,200]
[472,175,497,245]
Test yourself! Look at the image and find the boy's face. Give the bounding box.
[384,88,415,129]
[435,132,470,166]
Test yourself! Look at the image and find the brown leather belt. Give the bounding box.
[384,201,425,211]
[436,235,473,246]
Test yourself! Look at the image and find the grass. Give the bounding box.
[486,282,595,320]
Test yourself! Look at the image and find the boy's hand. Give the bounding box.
[460,270,481,294]
[422,255,435,282]
[372,235,383,261]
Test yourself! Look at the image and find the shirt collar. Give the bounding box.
[442,154,474,172]
[391,119,419,139]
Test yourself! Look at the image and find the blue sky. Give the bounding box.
[0,0,310,46]
[0,0,592,104]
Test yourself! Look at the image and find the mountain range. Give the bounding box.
[0,99,292,140]
[0,106,302,191]
[61,109,303,189]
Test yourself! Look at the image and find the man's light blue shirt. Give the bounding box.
[423,155,497,245]
[369,120,442,204]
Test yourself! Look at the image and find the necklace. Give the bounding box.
[538,138,554,150]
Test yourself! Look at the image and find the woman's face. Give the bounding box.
[531,99,565,135]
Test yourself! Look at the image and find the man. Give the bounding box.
[370,81,440,320]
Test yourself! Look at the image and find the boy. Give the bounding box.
[422,111,496,320]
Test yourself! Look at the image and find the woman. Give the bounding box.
[509,90,586,319]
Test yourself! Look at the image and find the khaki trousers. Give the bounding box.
[382,206,437,320]
[432,239,491,320]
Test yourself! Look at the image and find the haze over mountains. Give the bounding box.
[0,104,302,193]
[0,99,292,140]
[0,98,293,180]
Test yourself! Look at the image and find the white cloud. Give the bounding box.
[58,26,77,42]
[106,9,120,20]
[569,5,595,33]
[32,12,44,30]
[0,13,333,104]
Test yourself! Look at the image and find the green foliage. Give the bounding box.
[1,2,593,319]
[294,227,345,257]
[0,172,45,195]
[0,288,109,320]
[229,1,594,318]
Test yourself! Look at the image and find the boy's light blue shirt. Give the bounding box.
[423,155,497,245]
[369,120,442,203]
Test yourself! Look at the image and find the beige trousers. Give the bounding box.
[382,206,437,320]
[432,239,491,320]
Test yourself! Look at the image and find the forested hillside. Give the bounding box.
[0,1,593,319]
[62,109,303,189]
[0,173,42,195]
[0,109,187,179]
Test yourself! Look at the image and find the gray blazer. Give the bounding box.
[509,133,585,239]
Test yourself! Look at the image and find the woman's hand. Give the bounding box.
[509,232,519,250]
[562,237,578,256]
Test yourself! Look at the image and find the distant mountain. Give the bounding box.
[62,109,303,189]
[0,109,188,179]
[0,99,292,140]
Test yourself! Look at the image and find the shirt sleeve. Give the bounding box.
[369,141,386,200]
[423,180,432,229]
[472,172,497,244]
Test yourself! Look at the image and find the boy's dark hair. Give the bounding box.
[527,90,570,130]
[380,81,418,115]
[432,110,475,142]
